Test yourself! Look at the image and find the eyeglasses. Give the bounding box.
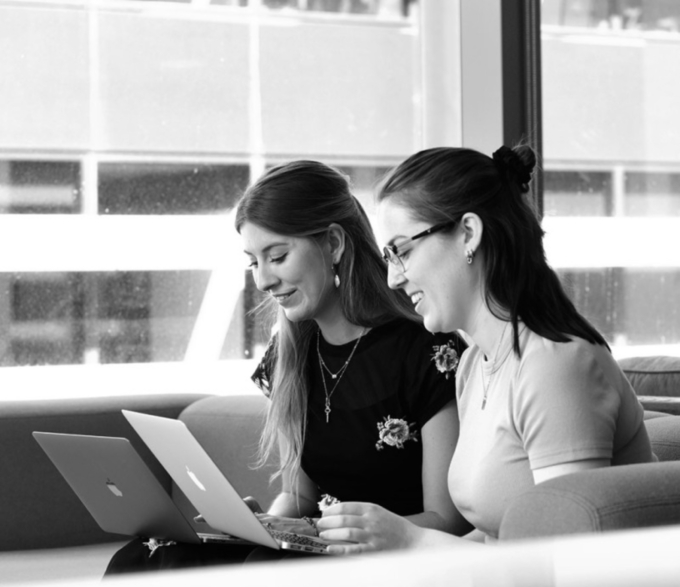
[382,220,457,273]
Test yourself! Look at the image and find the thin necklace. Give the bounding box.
[480,322,509,410]
[317,328,366,423]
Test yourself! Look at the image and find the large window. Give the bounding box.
[3,0,677,400]
[0,0,460,399]
[542,0,680,358]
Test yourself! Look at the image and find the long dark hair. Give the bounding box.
[235,160,417,478]
[377,145,608,354]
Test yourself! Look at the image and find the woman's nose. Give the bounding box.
[386,262,406,290]
[254,265,278,293]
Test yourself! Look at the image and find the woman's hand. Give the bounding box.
[317,502,424,554]
[255,513,318,537]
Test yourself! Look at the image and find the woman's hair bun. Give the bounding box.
[492,144,536,193]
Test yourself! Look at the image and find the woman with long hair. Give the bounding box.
[104,159,468,575]
[317,145,655,552]
[238,160,467,541]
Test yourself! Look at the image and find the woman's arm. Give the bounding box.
[317,503,479,554]
[402,400,472,535]
[316,401,476,553]
[266,465,320,517]
[255,464,323,536]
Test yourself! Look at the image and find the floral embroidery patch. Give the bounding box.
[375,416,418,451]
[431,340,460,379]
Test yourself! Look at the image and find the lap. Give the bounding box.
[103,538,255,577]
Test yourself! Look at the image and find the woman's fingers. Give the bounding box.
[326,542,374,556]
[319,526,368,543]
[321,501,374,517]
[317,514,365,531]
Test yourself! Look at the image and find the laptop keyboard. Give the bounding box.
[269,529,329,549]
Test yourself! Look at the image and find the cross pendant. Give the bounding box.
[324,399,331,423]
[331,374,337,379]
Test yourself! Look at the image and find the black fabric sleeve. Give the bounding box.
[405,330,467,429]
[250,335,278,399]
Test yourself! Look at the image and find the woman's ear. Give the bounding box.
[460,212,483,256]
[326,223,347,264]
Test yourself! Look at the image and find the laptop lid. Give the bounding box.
[121,410,280,550]
[32,431,200,544]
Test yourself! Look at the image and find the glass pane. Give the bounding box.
[625,172,680,216]
[99,163,249,215]
[1,271,214,366]
[542,0,680,357]
[0,161,80,213]
[544,171,612,217]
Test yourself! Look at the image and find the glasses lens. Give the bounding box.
[382,246,393,265]
[383,246,405,272]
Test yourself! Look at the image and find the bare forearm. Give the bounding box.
[267,492,317,517]
[412,526,483,549]
[404,511,452,532]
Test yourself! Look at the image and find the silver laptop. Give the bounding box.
[32,431,246,546]
[121,409,337,554]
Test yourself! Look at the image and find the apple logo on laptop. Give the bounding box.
[186,466,206,491]
[106,479,123,497]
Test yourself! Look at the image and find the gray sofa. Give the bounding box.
[1,357,680,583]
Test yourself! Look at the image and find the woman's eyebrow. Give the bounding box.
[243,242,289,256]
[386,235,408,247]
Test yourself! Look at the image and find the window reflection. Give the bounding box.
[1,271,211,366]
[544,171,612,217]
[543,0,680,33]
[99,163,248,215]
[0,161,80,214]
[134,0,414,18]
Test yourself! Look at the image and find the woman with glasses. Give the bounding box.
[104,160,467,575]
[317,145,655,552]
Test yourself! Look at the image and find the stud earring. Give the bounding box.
[466,249,474,265]
[333,264,340,288]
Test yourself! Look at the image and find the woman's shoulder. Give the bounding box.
[518,328,614,381]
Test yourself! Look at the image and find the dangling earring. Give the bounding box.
[466,249,474,265]
[332,264,340,288]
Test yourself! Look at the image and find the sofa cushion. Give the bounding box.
[619,356,680,415]
[645,416,680,462]
[174,395,281,529]
[619,356,680,397]
[499,461,680,540]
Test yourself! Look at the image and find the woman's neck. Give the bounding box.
[316,315,366,346]
[464,301,510,360]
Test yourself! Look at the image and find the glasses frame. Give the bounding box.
[382,219,458,273]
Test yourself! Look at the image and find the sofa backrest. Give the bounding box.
[0,394,208,552]
[620,356,680,415]
[173,394,281,530]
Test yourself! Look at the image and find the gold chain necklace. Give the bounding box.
[316,328,366,423]
[480,322,509,410]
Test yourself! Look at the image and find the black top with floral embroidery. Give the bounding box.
[251,318,466,517]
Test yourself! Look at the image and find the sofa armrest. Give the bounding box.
[1,393,209,552]
[173,395,281,527]
[499,462,680,541]
[638,396,680,416]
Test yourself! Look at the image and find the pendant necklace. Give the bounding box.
[317,327,366,423]
[480,322,509,410]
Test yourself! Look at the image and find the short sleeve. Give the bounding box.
[251,335,277,398]
[514,340,620,470]
[405,330,467,429]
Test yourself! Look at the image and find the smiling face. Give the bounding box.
[240,222,340,324]
[377,198,474,334]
